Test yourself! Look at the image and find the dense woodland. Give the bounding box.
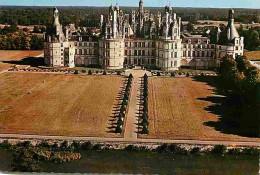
[1,6,260,27]
[0,25,44,50]
[215,55,260,137]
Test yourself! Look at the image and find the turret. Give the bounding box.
[53,7,60,27]
[139,0,143,13]
[227,9,239,41]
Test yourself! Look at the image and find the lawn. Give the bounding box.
[0,72,123,137]
[0,50,43,71]
[244,51,260,61]
[141,77,260,142]
[0,50,43,61]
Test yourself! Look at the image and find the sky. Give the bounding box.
[0,0,260,9]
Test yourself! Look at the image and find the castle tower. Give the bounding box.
[139,0,144,13]
[227,9,239,41]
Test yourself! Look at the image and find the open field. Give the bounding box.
[142,77,260,142]
[0,72,123,137]
[244,51,260,61]
[0,50,43,71]
[0,50,43,61]
[0,62,14,72]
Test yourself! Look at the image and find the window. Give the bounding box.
[125,50,128,56]
[142,50,145,56]
[142,42,145,47]
[61,43,63,47]
[174,52,177,58]
[188,51,191,57]
[183,51,186,57]
[138,50,141,56]
[175,43,177,49]
[174,61,177,67]
[134,50,137,56]
[125,42,128,47]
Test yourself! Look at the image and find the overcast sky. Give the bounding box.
[0,0,260,9]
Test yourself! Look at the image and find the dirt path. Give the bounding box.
[124,69,151,141]
[0,133,259,147]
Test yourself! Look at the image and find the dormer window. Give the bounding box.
[79,37,82,41]
[188,39,191,44]
[198,39,201,44]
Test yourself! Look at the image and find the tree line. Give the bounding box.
[0,25,44,50]
[1,6,260,28]
[217,55,260,137]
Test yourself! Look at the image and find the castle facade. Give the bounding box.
[44,1,244,70]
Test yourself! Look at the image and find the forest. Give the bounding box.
[1,6,260,27]
[1,6,260,50]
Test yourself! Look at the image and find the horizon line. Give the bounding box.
[0,5,259,10]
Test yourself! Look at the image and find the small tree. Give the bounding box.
[82,70,86,74]
[88,70,92,75]
[117,71,121,75]
[141,117,149,126]
[141,125,149,134]
[115,124,122,133]
[74,70,79,75]
[171,72,176,77]
[186,72,190,77]
[103,71,107,75]
[156,72,161,76]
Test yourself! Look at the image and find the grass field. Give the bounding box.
[0,72,123,137]
[244,51,260,61]
[141,77,260,142]
[0,62,14,71]
[0,50,43,61]
[0,50,43,71]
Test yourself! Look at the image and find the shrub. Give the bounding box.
[129,73,133,79]
[74,70,79,75]
[124,145,136,151]
[201,73,205,76]
[60,141,69,150]
[82,141,92,149]
[52,143,59,149]
[211,145,226,154]
[93,144,102,150]
[88,70,92,75]
[178,72,182,75]
[0,140,11,149]
[156,144,168,153]
[186,73,190,77]
[71,141,81,150]
[228,148,241,155]
[117,117,124,126]
[171,73,176,77]
[191,147,201,155]
[242,147,259,155]
[39,141,50,148]
[156,72,161,76]
[18,141,31,148]
[141,117,149,126]
[168,144,189,155]
[82,70,86,73]
[117,71,121,75]
[103,71,107,75]
[96,71,99,74]
[115,124,122,134]
[141,125,149,134]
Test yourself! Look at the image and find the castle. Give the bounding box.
[44,1,244,70]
